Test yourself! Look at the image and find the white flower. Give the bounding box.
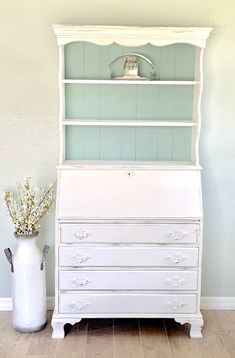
[3,177,56,235]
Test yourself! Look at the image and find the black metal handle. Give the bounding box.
[4,248,14,272]
[40,245,49,270]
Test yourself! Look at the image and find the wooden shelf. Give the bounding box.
[63,79,199,85]
[58,160,201,170]
[63,120,197,127]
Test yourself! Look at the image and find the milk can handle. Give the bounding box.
[40,245,49,270]
[4,248,14,272]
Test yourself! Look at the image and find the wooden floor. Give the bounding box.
[0,310,235,357]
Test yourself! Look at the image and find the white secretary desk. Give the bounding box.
[51,25,212,339]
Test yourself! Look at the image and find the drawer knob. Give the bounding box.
[73,230,93,241]
[70,300,90,311]
[167,254,187,264]
[168,301,185,311]
[166,276,186,287]
[71,278,89,287]
[167,229,188,241]
[71,254,90,264]
[124,171,135,178]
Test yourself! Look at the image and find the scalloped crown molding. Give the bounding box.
[52,25,213,48]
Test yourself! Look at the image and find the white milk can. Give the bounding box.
[4,233,49,332]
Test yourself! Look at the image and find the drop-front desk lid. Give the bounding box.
[57,166,203,219]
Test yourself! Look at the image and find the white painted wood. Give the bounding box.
[191,48,205,165]
[51,313,81,339]
[59,222,198,244]
[59,270,198,290]
[51,317,66,339]
[59,218,199,223]
[52,25,212,48]
[175,313,204,338]
[59,160,200,169]
[52,25,212,339]
[54,174,61,314]
[59,293,197,314]
[196,218,203,314]
[57,169,202,219]
[58,46,65,165]
[58,246,199,268]
[62,79,198,85]
[63,120,197,127]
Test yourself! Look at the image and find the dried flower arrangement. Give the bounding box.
[3,176,56,235]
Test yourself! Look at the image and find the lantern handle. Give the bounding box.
[107,53,156,80]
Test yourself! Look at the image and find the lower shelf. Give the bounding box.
[59,292,197,315]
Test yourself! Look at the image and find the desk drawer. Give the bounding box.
[60,223,198,244]
[59,293,197,314]
[59,270,198,291]
[59,247,198,268]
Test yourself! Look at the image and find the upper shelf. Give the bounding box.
[52,25,213,48]
[58,160,202,170]
[63,79,199,85]
[63,120,197,127]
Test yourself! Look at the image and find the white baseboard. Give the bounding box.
[200,296,235,310]
[0,298,13,311]
[46,296,55,310]
[0,297,55,311]
[1,296,235,311]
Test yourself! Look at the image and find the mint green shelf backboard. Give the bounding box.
[64,42,195,80]
[65,84,194,121]
[65,126,192,161]
[64,42,195,161]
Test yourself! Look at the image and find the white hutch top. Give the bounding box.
[51,25,212,340]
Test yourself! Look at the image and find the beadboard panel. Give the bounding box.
[64,43,196,80]
[63,42,195,162]
[65,125,192,161]
[64,84,194,120]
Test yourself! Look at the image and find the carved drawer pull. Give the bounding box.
[71,254,91,264]
[168,301,185,311]
[167,254,187,264]
[73,230,93,241]
[167,229,188,241]
[70,300,90,311]
[70,278,89,287]
[166,276,186,287]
